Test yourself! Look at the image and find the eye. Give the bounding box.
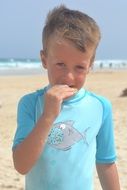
[56,62,65,68]
[75,65,87,72]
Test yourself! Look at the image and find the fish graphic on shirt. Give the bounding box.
[47,120,90,151]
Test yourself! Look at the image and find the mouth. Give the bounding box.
[59,83,76,88]
[68,85,75,88]
[57,83,78,92]
[68,86,78,94]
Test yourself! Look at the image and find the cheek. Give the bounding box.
[47,68,61,84]
[75,75,87,89]
[76,74,86,83]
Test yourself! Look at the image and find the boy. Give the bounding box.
[12,5,120,190]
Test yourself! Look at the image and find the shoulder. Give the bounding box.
[85,90,112,119]
[86,90,112,108]
[18,88,45,110]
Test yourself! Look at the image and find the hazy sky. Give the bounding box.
[0,0,127,59]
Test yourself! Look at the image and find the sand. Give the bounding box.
[0,70,127,190]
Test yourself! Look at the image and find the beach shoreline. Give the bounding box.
[0,68,47,76]
[0,67,127,76]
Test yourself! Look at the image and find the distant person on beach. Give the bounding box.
[12,5,120,190]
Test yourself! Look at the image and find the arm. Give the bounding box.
[13,85,76,174]
[13,114,54,175]
[96,163,120,190]
[96,97,120,189]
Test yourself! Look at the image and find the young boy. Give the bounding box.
[12,5,120,190]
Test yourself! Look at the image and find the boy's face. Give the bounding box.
[41,38,94,90]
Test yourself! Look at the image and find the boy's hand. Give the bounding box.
[43,85,77,121]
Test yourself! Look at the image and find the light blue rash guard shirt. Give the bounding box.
[13,86,116,190]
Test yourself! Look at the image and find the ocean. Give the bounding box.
[0,58,127,76]
[0,58,41,70]
[0,58,45,75]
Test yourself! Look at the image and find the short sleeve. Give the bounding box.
[12,93,37,149]
[96,97,117,163]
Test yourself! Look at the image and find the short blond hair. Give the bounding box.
[42,5,101,54]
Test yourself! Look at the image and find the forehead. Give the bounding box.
[46,36,94,61]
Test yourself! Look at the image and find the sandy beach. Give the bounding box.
[0,70,127,190]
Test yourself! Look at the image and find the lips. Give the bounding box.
[59,83,75,88]
[69,85,75,88]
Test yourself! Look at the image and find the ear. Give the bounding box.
[87,64,93,74]
[40,50,47,69]
[87,53,95,73]
[86,60,94,74]
[85,65,91,74]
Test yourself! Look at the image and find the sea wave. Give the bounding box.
[0,59,127,70]
[94,60,127,70]
[0,59,41,70]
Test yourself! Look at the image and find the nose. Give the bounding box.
[63,71,75,86]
